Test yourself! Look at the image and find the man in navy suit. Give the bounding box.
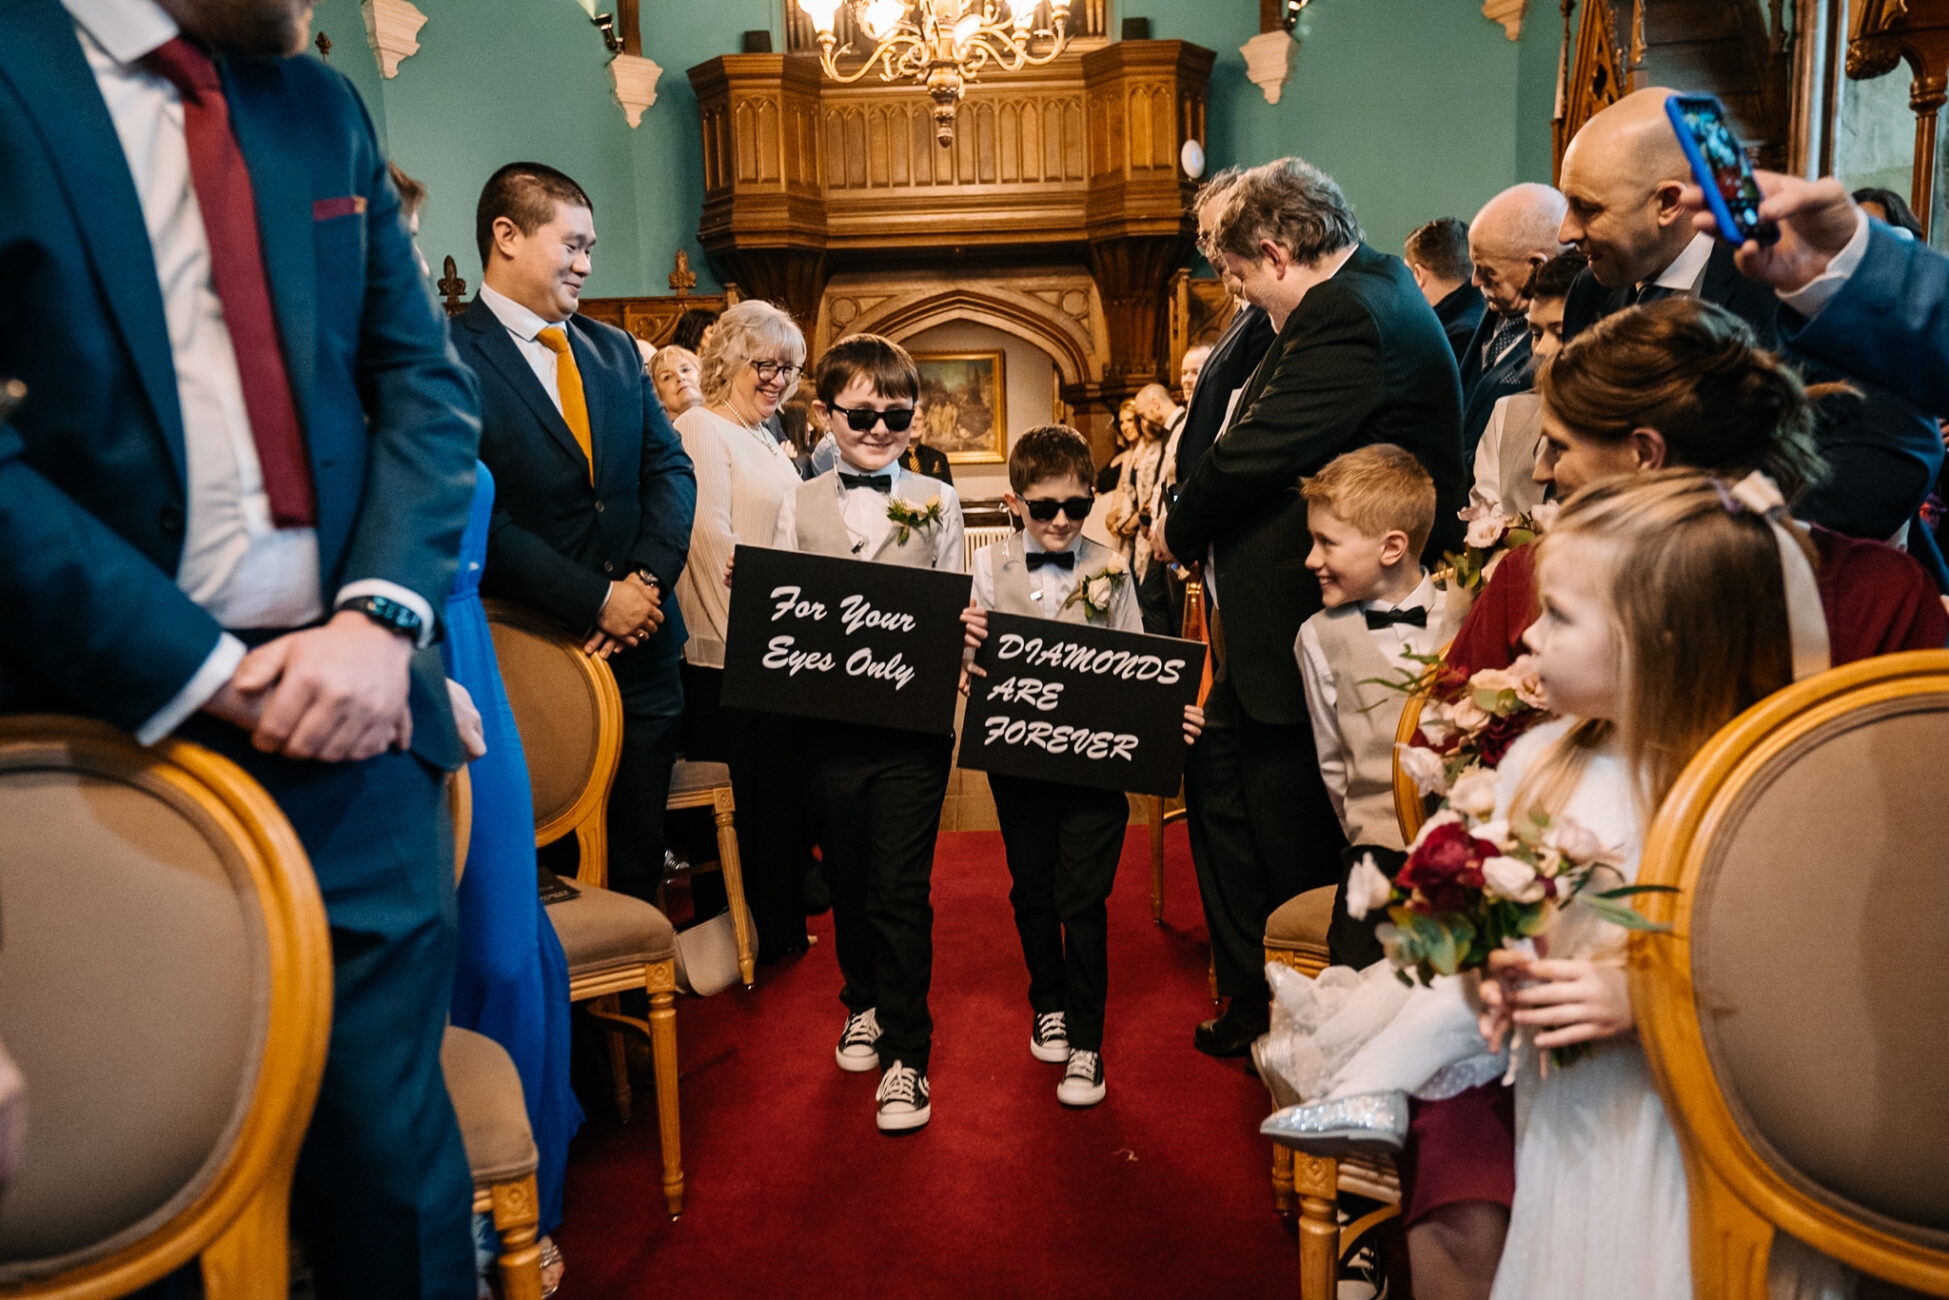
[0,0,478,1292]
[453,163,696,904]
[1457,184,1568,461]
[1561,88,1944,585]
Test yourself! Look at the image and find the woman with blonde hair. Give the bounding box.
[673,300,815,959]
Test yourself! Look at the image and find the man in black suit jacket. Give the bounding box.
[1559,89,1944,580]
[1154,158,1466,1055]
[455,163,697,903]
[1458,184,1568,460]
[1404,216,1484,363]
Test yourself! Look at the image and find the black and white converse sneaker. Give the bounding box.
[1057,1049,1106,1107]
[875,1060,931,1132]
[835,1007,880,1072]
[1030,1010,1069,1062]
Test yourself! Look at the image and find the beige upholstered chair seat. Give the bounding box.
[442,1028,538,1187]
[550,885,678,974]
[0,768,260,1274]
[667,760,732,798]
[1263,886,1336,970]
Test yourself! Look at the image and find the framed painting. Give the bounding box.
[912,349,1007,464]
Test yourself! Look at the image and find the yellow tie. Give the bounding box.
[536,327,594,483]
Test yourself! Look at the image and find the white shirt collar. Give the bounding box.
[63,0,177,65]
[1360,570,1434,614]
[1022,533,1079,557]
[1651,232,1715,293]
[837,455,903,484]
[478,282,564,344]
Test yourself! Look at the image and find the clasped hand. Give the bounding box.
[586,571,663,659]
[1477,947,1634,1053]
[204,610,415,762]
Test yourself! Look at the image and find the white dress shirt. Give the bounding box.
[674,404,804,667]
[1777,208,1873,319]
[68,0,432,743]
[1297,572,1439,834]
[771,458,965,573]
[478,282,570,412]
[970,536,1143,633]
[1648,231,1716,296]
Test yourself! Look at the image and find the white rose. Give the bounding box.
[1087,576,1113,607]
[1447,768,1499,818]
[1104,553,1128,575]
[1473,818,1512,849]
[1482,855,1545,903]
[1445,696,1490,733]
[1345,853,1394,921]
[1468,667,1519,695]
[1542,816,1608,863]
[1464,514,1508,550]
[1396,743,1449,795]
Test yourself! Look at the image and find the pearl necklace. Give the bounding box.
[712,401,782,456]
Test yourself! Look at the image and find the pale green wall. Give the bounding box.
[309,0,1559,297]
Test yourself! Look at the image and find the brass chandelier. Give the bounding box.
[794,0,1074,147]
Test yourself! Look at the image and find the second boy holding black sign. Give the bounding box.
[772,335,964,1132]
[962,426,1203,1107]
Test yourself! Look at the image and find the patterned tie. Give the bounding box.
[142,36,315,526]
[1482,311,1527,371]
[535,327,594,483]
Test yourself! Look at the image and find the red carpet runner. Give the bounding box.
[556,824,1299,1297]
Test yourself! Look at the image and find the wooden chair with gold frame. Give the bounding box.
[0,716,331,1298]
[485,599,687,1219]
[1144,573,1207,925]
[1255,676,1435,1296]
[439,769,545,1300]
[1634,652,1949,1299]
[660,760,755,987]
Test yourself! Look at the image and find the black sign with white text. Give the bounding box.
[958,613,1206,796]
[721,545,972,735]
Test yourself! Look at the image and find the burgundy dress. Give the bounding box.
[1402,526,1947,1226]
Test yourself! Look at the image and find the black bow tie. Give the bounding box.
[1025,550,1075,571]
[839,472,892,491]
[1364,606,1428,630]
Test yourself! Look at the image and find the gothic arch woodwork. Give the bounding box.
[831,282,1100,386]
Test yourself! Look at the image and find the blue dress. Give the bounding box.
[441,462,583,1233]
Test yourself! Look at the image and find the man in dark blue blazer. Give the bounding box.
[1457,184,1569,461]
[454,163,696,904]
[1562,90,1944,585]
[1154,158,1465,1058]
[0,0,478,1292]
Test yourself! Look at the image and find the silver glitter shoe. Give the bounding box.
[1259,1090,1410,1158]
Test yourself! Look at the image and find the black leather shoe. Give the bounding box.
[1193,1001,1270,1058]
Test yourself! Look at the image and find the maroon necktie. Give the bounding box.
[143,36,316,527]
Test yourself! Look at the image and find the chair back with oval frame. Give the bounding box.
[0,717,330,1299]
[1634,652,1949,1299]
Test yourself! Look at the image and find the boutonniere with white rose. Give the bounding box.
[1061,554,1129,620]
[886,494,944,545]
[1434,502,1560,592]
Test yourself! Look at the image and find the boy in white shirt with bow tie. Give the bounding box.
[773,334,962,1132]
[1295,444,1469,964]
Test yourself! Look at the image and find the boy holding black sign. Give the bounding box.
[962,426,1203,1107]
[772,334,964,1132]
[1295,444,1469,964]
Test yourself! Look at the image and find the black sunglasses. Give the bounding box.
[1023,495,1094,522]
[828,402,916,434]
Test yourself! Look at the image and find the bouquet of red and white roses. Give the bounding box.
[1386,653,1552,798]
[1434,502,1559,593]
[1344,780,1669,989]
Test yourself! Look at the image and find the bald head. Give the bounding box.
[1134,381,1178,433]
[1558,87,1700,288]
[1468,183,1569,315]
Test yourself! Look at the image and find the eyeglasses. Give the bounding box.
[1022,495,1094,522]
[827,402,916,434]
[750,360,804,383]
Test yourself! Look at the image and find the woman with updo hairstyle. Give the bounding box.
[1450,296,1946,680]
[673,300,815,960]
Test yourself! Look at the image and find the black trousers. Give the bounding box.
[811,721,952,1072]
[604,653,684,904]
[1182,672,1347,1006]
[1137,556,1181,637]
[988,774,1129,1053]
[679,662,814,956]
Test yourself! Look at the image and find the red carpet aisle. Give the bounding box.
[554,824,1300,1298]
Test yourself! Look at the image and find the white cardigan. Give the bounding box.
[673,405,805,669]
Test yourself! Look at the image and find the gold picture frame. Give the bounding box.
[912,349,1007,464]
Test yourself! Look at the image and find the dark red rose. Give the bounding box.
[1398,820,1492,912]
